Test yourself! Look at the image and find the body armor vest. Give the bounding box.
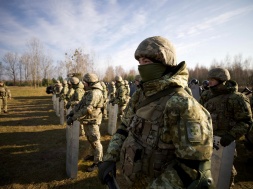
[204,93,235,135]
[120,91,176,183]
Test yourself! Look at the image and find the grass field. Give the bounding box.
[0,86,253,189]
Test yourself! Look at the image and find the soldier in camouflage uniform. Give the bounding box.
[109,76,129,120]
[65,79,75,105]
[130,75,142,97]
[109,81,116,99]
[98,36,214,189]
[65,77,85,109]
[203,67,252,188]
[0,81,11,113]
[66,73,104,172]
[100,81,108,119]
[53,80,63,98]
[59,80,69,106]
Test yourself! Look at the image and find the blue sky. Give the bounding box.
[0,0,253,72]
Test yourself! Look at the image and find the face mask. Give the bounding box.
[138,63,167,82]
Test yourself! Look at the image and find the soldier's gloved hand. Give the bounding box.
[220,134,235,147]
[67,117,74,125]
[66,112,74,119]
[98,161,116,184]
[66,104,70,109]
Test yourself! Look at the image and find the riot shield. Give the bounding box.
[59,100,65,125]
[66,120,80,178]
[190,84,201,101]
[52,94,56,110]
[56,97,60,117]
[211,135,236,189]
[108,103,118,135]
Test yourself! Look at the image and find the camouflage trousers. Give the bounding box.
[0,97,8,113]
[128,162,185,189]
[83,123,103,163]
[118,104,127,119]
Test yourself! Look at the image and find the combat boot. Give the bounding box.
[86,162,99,172]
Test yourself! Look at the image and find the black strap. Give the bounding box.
[136,87,183,110]
[173,163,193,188]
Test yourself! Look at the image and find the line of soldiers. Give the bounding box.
[0,81,11,114]
[50,73,135,172]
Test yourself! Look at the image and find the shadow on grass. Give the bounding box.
[0,129,67,186]
[0,95,62,126]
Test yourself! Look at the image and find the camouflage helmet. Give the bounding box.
[134,36,177,66]
[115,76,122,82]
[83,73,99,83]
[63,80,68,85]
[69,77,80,85]
[207,68,230,82]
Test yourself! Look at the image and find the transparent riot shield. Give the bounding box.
[211,135,236,189]
[60,100,65,125]
[56,97,60,117]
[66,120,80,178]
[108,103,118,135]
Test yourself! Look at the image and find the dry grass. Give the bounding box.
[0,86,111,189]
[0,86,253,189]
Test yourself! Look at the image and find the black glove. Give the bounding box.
[66,103,70,109]
[66,112,74,119]
[98,161,116,184]
[67,117,74,125]
[220,134,235,147]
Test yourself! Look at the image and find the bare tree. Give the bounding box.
[64,48,96,76]
[26,38,44,87]
[103,66,115,82]
[19,53,31,83]
[2,52,19,85]
[0,62,4,80]
[115,65,125,78]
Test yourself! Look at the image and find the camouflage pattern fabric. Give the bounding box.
[66,81,85,109]
[53,82,63,97]
[204,80,252,138]
[103,62,213,188]
[100,81,108,118]
[199,89,212,106]
[70,81,104,162]
[134,36,177,66]
[204,79,252,188]
[109,82,116,99]
[110,80,129,118]
[0,84,11,113]
[59,83,69,104]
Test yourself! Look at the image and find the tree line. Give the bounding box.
[1,38,252,89]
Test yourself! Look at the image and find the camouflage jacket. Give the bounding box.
[103,61,213,162]
[199,89,212,105]
[111,81,129,106]
[100,81,108,102]
[71,82,104,125]
[204,80,252,139]
[67,82,85,107]
[59,85,69,101]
